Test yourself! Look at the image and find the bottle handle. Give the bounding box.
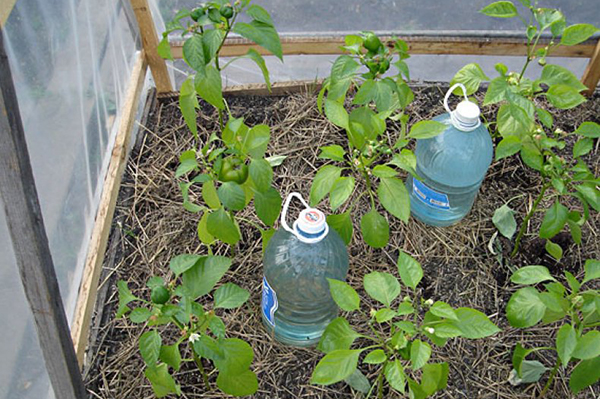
[281,192,310,235]
[444,83,469,114]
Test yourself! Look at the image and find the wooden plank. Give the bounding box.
[71,51,148,366]
[130,0,172,93]
[0,27,86,399]
[581,39,600,96]
[0,0,17,28]
[169,35,597,59]
[223,79,324,96]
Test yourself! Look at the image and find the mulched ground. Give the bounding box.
[84,84,600,399]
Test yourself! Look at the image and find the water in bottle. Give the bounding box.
[262,193,349,347]
[406,83,493,226]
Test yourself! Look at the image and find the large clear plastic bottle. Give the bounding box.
[262,193,349,347]
[406,84,493,226]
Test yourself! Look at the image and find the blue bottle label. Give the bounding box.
[261,276,278,327]
[412,179,450,210]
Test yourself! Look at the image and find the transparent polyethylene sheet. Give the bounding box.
[1,0,142,397]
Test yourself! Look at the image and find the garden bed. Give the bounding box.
[84,84,599,399]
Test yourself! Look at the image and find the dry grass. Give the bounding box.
[84,86,600,399]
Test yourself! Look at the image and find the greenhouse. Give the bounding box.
[0,0,599,398]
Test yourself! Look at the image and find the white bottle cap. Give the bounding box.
[455,100,481,127]
[295,208,326,236]
[281,193,329,244]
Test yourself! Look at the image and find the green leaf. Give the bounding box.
[572,331,600,360]
[145,363,181,398]
[246,4,274,26]
[536,108,553,128]
[574,121,600,138]
[116,280,138,318]
[233,21,283,60]
[261,228,276,253]
[372,165,397,178]
[157,36,173,61]
[397,251,423,290]
[330,177,355,211]
[408,120,447,139]
[183,35,206,72]
[497,103,533,138]
[546,84,586,109]
[140,331,162,366]
[244,124,271,159]
[169,254,202,276]
[520,145,543,171]
[539,64,587,92]
[182,255,231,299]
[130,308,151,323]
[510,360,547,385]
[309,165,341,206]
[195,65,224,110]
[484,76,510,105]
[206,208,240,245]
[583,259,600,285]
[179,78,199,139]
[353,79,398,113]
[510,266,556,285]
[389,149,417,176]
[573,138,593,158]
[214,283,250,309]
[216,369,258,396]
[375,308,397,323]
[539,201,568,239]
[569,356,600,394]
[397,302,415,316]
[317,317,360,353]
[430,301,458,321]
[215,338,254,373]
[450,63,489,95]
[327,278,360,312]
[176,150,198,177]
[449,308,500,338]
[364,349,387,364]
[536,8,564,30]
[377,177,410,222]
[319,145,346,162]
[197,211,216,244]
[202,180,221,209]
[360,209,389,248]
[556,323,577,366]
[420,363,449,396]
[492,204,517,239]
[311,350,361,385]
[344,369,371,394]
[254,187,282,227]
[506,287,546,328]
[480,1,518,18]
[201,29,224,63]
[363,271,400,307]
[324,99,349,130]
[545,240,563,261]
[495,136,522,161]
[160,344,182,371]
[575,183,600,212]
[348,106,385,144]
[208,315,226,338]
[265,155,286,167]
[217,182,246,211]
[384,359,406,393]
[249,158,273,193]
[561,23,599,46]
[512,343,530,376]
[410,339,431,370]
[327,212,353,245]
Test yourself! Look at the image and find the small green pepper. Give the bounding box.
[218,157,248,184]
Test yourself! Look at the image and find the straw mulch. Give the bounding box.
[84,85,600,399]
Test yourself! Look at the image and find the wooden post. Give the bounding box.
[0,28,86,399]
[130,0,172,93]
[581,39,600,96]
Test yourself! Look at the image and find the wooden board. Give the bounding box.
[170,35,597,59]
[70,51,148,366]
[0,27,86,399]
[130,0,172,93]
[0,0,17,28]
[582,39,600,95]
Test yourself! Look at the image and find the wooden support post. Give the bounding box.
[0,28,86,399]
[71,51,148,365]
[130,0,172,93]
[581,39,600,96]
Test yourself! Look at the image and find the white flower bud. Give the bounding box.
[424,299,434,306]
[188,333,200,343]
[426,327,435,334]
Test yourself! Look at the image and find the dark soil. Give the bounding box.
[83,85,600,399]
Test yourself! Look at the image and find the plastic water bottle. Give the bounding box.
[262,193,349,347]
[406,83,493,226]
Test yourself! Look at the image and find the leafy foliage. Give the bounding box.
[311,32,445,248]
[311,252,499,397]
[453,1,599,258]
[506,261,600,394]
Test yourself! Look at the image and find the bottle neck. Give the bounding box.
[293,221,328,244]
[450,111,480,132]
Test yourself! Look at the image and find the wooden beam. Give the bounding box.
[71,51,148,366]
[130,0,172,93]
[169,35,597,59]
[581,39,600,96]
[0,28,86,399]
[223,79,323,96]
[0,0,17,28]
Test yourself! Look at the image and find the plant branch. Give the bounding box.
[192,349,211,390]
[511,181,550,257]
[538,358,560,398]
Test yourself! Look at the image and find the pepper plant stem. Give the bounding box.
[511,182,550,257]
[192,349,211,391]
[539,358,560,398]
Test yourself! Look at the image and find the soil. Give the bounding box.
[84,85,600,399]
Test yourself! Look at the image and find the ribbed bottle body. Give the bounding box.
[262,229,349,346]
[407,113,493,226]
